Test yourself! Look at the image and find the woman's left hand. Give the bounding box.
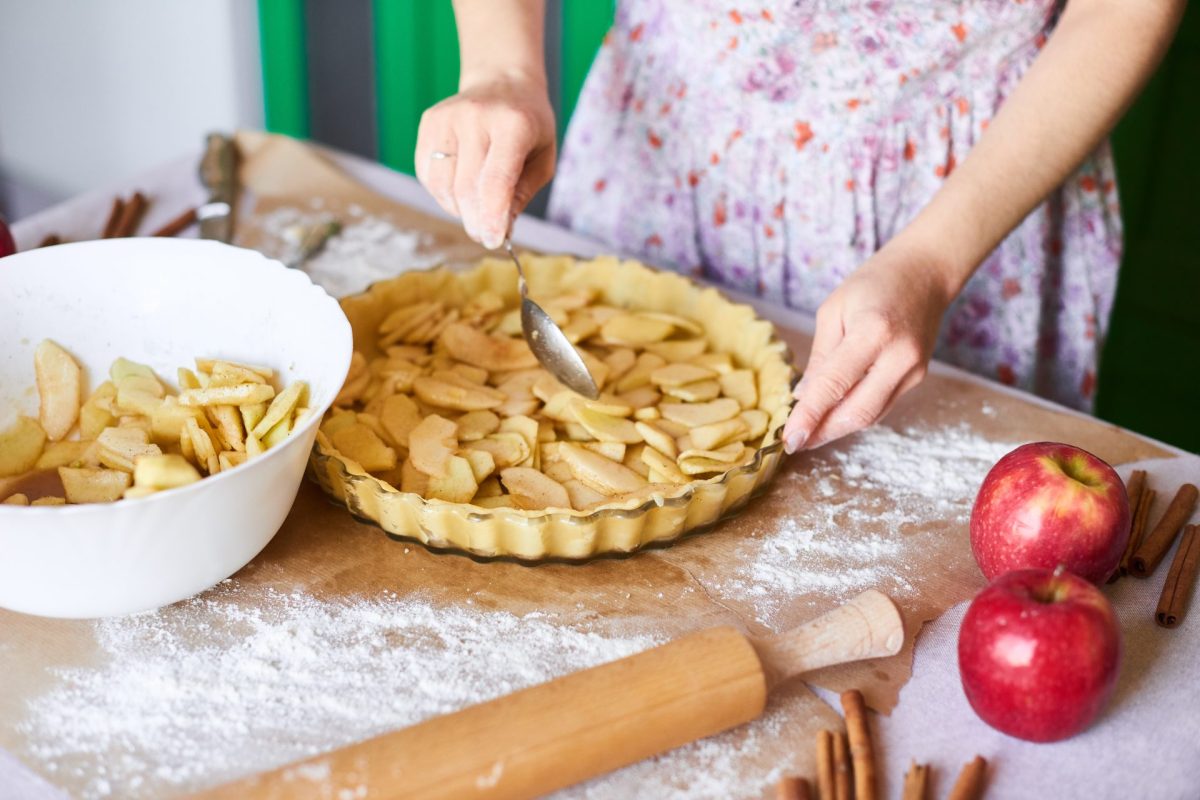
[783,241,954,452]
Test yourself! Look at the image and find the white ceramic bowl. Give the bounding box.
[0,239,352,618]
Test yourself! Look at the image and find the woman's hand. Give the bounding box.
[783,241,954,452]
[415,75,556,249]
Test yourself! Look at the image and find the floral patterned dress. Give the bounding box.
[548,0,1122,411]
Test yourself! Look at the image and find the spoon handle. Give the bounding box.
[503,238,528,296]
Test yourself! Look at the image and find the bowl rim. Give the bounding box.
[0,238,354,517]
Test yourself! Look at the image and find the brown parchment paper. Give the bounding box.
[0,133,1174,799]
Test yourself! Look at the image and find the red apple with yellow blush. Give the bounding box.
[970,442,1131,584]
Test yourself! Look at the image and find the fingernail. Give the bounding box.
[481,228,504,250]
[784,429,808,454]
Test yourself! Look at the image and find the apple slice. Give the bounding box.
[0,416,47,477]
[440,322,539,371]
[641,447,688,484]
[133,453,202,491]
[643,338,707,362]
[331,423,397,473]
[719,369,758,410]
[663,380,721,402]
[426,455,478,503]
[649,363,716,388]
[500,467,571,510]
[462,432,529,470]
[97,426,161,473]
[690,417,749,451]
[58,467,132,504]
[559,443,647,496]
[34,340,83,441]
[408,415,459,477]
[600,314,675,346]
[573,404,642,444]
[659,398,741,427]
[634,421,678,460]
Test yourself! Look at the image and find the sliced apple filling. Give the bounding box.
[321,289,779,513]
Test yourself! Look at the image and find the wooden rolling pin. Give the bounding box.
[197,589,904,800]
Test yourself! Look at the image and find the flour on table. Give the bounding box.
[828,424,1014,510]
[256,205,444,298]
[719,424,1014,626]
[17,587,660,799]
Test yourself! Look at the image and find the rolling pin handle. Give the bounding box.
[751,589,905,689]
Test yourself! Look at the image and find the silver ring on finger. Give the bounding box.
[430,150,456,161]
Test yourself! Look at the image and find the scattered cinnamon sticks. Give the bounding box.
[111,191,149,237]
[101,197,126,238]
[901,761,930,800]
[1131,483,1198,577]
[832,731,851,800]
[815,729,834,800]
[150,206,198,237]
[1156,524,1200,628]
[786,691,988,797]
[1115,469,1155,579]
[842,689,877,800]
[95,192,197,241]
[776,775,813,800]
[947,755,988,800]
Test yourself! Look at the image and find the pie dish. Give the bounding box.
[310,254,795,560]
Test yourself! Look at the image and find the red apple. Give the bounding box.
[971,442,1130,584]
[959,568,1121,742]
[0,215,15,258]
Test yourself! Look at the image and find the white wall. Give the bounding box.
[0,0,263,218]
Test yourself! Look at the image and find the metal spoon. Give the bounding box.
[285,219,341,269]
[503,238,599,399]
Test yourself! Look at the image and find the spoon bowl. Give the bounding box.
[504,239,599,399]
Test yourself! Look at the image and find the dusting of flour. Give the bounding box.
[256,205,443,297]
[719,424,1015,626]
[17,587,659,799]
[16,423,1015,800]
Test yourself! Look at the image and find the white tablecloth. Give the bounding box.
[6,145,1199,800]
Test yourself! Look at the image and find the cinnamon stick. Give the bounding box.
[151,206,198,237]
[815,729,835,800]
[776,776,813,800]
[832,731,851,800]
[841,689,876,800]
[1131,483,1198,577]
[902,761,929,800]
[1125,469,1147,514]
[111,191,149,237]
[1156,525,1200,628]
[101,197,126,238]
[1117,484,1156,579]
[947,755,988,800]
[38,234,61,248]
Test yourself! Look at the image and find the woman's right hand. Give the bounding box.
[415,75,557,249]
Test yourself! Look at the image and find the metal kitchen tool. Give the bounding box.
[197,133,237,243]
[284,219,341,269]
[198,589,904,800]
[504,237,599,399]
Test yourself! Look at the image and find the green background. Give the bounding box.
[258,1,1199,453]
